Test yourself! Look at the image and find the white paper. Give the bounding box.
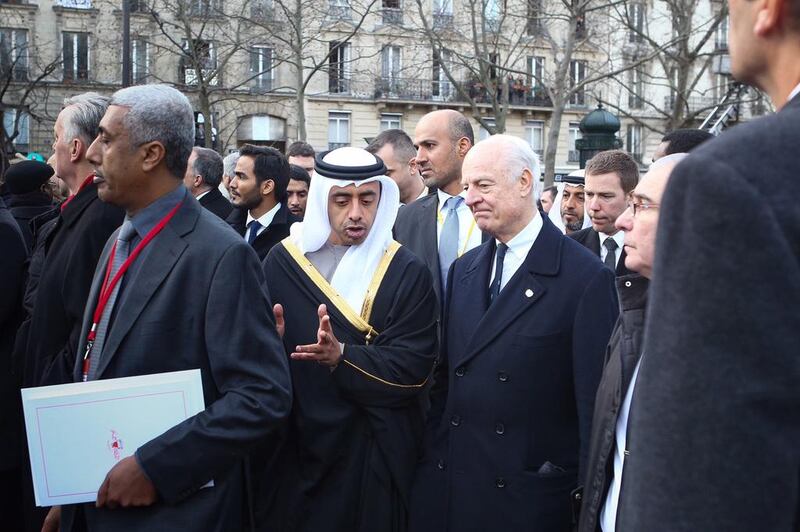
[21,369,206,507]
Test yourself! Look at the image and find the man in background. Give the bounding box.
[287,141,315,174]
[286,164,310,219]
[184,146,232,220]
[367,129,426,205]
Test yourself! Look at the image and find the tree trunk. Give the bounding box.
[543,98,565,188]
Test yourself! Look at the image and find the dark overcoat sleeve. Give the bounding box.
[331,259,438,408]
[135,241,292,504]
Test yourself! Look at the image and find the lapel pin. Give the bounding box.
[525,289,534,298]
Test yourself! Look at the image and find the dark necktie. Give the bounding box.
[489,242,509,302]
[603,237,618,271]
[247,220,262,246]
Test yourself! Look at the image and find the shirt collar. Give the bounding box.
[195,189,212,201]
[437,188,467,212]
[600,230,625,249]
[495,213,543,261]
[127,186,186,239]
[788,82,800,103]
[246,202,281,229]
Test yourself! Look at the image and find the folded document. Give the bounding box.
[21,369,206,506]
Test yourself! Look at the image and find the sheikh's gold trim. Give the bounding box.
[342,359,430,389]
[360,241,401,330]
[281,238,401,343]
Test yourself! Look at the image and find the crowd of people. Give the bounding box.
[0,2,798,531]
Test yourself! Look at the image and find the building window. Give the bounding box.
[526,55,545,93]
[328,111,350,149]
[129,0,149,13]
[629,67,644,109]
[250,0,274,20]
[479,118,496,141]
[380,113,402,131]
[182,39,217,85]
[715,14,728,51]
[131,38,149,84]
[0,28,28,81]
[381,45,401,96]
[568,122,582,162]
[329,0,351,20]
[328,41,350,93]
[574,0,586,38]
[185,0,221,17]
[382,0,403,25]
[432,49,453,100]
[250,46,274,92]
[2,109,30,150]
[433,0,453,27]
[484,0,502,31]
[525,120,544,156]
[526,0,542,35]
[626,124,643,163]
[628,2,645,43]
[62,32,89,81]
[569,59,587,106]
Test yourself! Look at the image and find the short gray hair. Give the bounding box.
[110,84,195,179]
[222,151,240,178]
[479,134,541,198]
[191,147,224,188]
[61,92,110,147]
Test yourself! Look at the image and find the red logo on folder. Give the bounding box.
[107,430,124,462]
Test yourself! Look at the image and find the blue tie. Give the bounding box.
[87,220,137,380]
[247,220,262,246]
[438,196,463,288]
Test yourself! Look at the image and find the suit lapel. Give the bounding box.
[452,241,493,348]
[420,195,441,295]
[458,219,563,366]
[587,229,601,256]
[93,203,197,378]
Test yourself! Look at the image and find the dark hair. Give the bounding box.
[585,149,640,193]
[239,144,290,203]
[661,129,713,155]
[543,185,558,199]
[366,129,416,165]
[191,147,223,188]
[286,141,315,158]
[448,113,475,145]
[289,164,311,186]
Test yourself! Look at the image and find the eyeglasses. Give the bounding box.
[627,200,659,216]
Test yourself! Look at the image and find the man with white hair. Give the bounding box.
[577,154,686,532]
[262,147,437,532]
[409,135,618,532]
[43,84,291,532]
[219,150,239,200]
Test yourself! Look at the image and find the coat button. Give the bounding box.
[455,366,466,377]
[450,414,461,427]
[625,280,632,287]
[437,459,446,471]
[495,422,505,435]
[498,371,509,382]
[495,477,506,488]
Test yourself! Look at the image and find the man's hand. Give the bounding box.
[96,455,157,509]
[291,304,343,368]
[273,303,285,339]
[41,505,60,532]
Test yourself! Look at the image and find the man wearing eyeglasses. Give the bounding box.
[577,153,686,532]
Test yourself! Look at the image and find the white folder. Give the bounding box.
[21,369,206,507]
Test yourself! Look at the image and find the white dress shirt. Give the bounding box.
[195,189,211,201]
[436,189,483,257]
[245,203,281,241]
[599,231,625,269]
[789,82,800,103]
[489,213,544,291]
[600,356,643,532]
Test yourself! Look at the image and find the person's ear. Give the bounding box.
[260,178,275,197]
[141,141,166,173]
[519,168,533,197]
[457,138,472,159]
[69,138,82,163]
[754,0,782,36]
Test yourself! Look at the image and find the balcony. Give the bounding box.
[433,12,453,28]
[381,7,402,25]
[664,95,719,113]
[56,0,92,7]
[368,76,553,107]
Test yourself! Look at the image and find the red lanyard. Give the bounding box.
[60,173,95,212]
[82,199,183,381]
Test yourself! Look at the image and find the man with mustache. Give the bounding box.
[262,147,437,532]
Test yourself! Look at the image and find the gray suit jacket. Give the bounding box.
[616,96,800,530]
[61,194,292,532]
